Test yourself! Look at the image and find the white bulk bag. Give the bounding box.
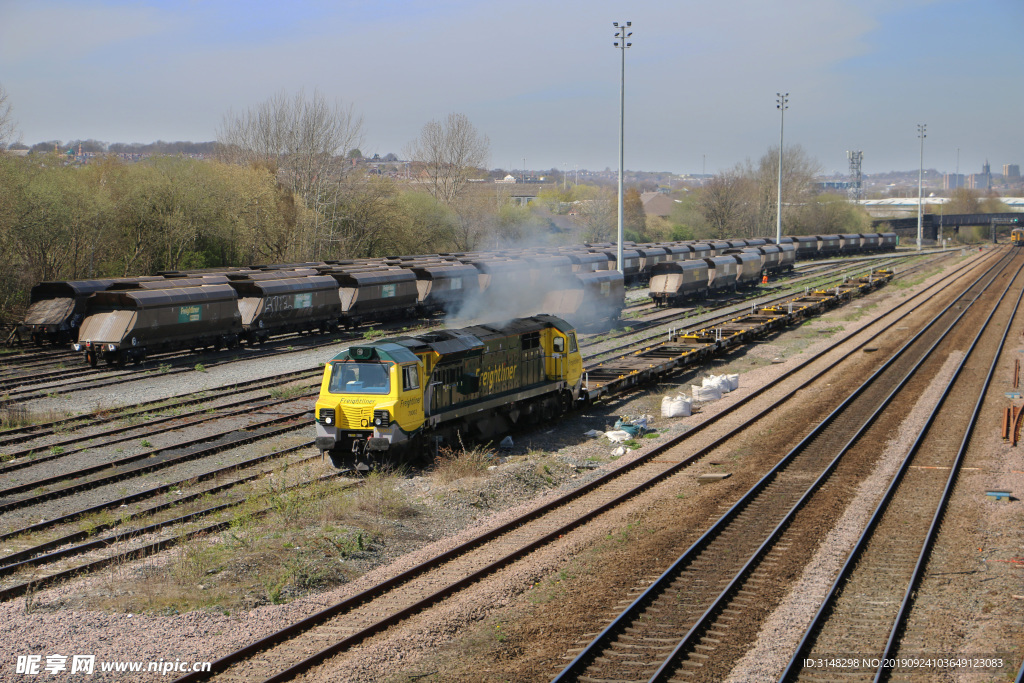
[661,395,692,418]
[692,384,722,401]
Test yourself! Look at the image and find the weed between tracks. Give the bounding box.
[0,404,70,430]
[60,465,420,615]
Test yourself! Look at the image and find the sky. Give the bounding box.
[0,0,1021,176]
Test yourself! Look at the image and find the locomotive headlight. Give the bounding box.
[319,408,335,425]
[373,410,390,427]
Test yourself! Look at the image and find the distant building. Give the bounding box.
[943,174,965,190]
[967,160,993,190]
[640,191,677,218]
[1004,164,1021,179]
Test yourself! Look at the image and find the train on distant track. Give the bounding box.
[1011,227,1024,247]
[13,231,897,365]
[314,314,582,470]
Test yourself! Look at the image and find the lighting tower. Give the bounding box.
[614,21,631,274]
[847,150,863,201]
[775,93,788,244]
[917,124,926,251]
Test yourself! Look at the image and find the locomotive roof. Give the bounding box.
[328,315,574,364]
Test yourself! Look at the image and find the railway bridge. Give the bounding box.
[873,212,1021,242]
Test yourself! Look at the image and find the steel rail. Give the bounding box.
[0,416,308,512]
[777,251,1024,682]
[552,249,1014,682]
[0,386,318,473]
[0,450,322,575]
[172,252,999,683]
[0,365,322,444]
[871,251,1024,680]
[0,441,314,545]
[584,254,920,360]
[0,470,352,602]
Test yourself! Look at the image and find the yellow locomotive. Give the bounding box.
[314,315,583,470]
[1011,227,1024,247]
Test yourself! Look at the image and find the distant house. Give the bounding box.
[640,191,677,218]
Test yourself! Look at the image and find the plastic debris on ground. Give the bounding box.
[613,415,650,437]
[584,429,604,439]
[604,430,631,443]
[499,436,514,449]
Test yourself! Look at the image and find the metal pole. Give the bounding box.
[776,93,789,244]
[917,123,927,251]
[614,21,631,275]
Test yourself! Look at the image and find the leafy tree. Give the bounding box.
[623,187,646,241]
[788,193,870,235]
[575,187,616,243]
[943,188,981,214]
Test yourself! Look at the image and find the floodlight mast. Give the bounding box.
[614,21,631,275]
[776,92,789,245]
[917,123,927,251]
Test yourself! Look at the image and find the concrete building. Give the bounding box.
[943,173,965,190]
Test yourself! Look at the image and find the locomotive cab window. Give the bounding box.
[328,362,391,394]
[568,332,578,353]
[553,336,565,353]
[401,364,419,391]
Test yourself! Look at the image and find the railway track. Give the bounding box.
[0,254,914,404]
[583,253,929,364]
[0,458,354,602]
[777,252,1024,681]
[551,248,1021,682]
[157,250,991,683]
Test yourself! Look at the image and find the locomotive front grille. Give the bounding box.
[337,407,373,429]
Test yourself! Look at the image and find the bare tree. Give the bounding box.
[0,83,18,149]
[216,88,363,205]
[406,113,489,206]
[696,170,751,239]
[751,144,821,235]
